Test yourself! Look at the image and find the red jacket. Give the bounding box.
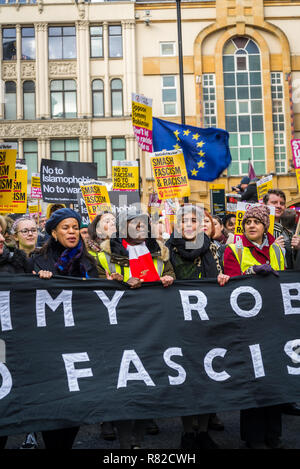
[223,233,279,277]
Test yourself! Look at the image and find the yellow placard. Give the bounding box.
[31,175,40,188]
[0,145,17,205]
[151,150,191,200]
[0,167,27,214]
[112,163,139,192]
[296,168,300,193]
[132,100,153,131]
[256,176,273,203]
[28,204,39,214]
[209,184,225,190]
[80,182,111,222]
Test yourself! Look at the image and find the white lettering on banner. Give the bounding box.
[179,290,209,321]
[93,290,125,325]
[230,286,262,317]
[62,352,93,391]
[280,283,300,315]
[249,344,265,378]
[0,291,12,331]
[117,350,156,388]
[204,348,230,382]
[284,340,300,375]
[0,363,12,399]
[36,290,74,327]
[163,347,186,385]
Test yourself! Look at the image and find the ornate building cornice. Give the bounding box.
[49,61,77,78]
[21,62,36,79]
[2,63,17,80]
[0,121,89,139]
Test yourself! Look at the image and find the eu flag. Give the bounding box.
[152,117,232,181]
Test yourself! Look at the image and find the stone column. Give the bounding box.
[124,20,136,116]
[106,136,112,178]
[103,22,110,117]
[16,25,22,119]
[76,21,90,119]
[35,23,49,119]
[121,20,128,117]
[18,138,23,160]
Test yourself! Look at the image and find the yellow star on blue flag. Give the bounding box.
[152,118,232,181]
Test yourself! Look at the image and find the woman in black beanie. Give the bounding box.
[29,208,98,449]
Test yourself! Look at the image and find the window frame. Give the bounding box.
[50,139,80,162]
[110,78,123,117]
[23,80,36,120]
[92,79,104,117]
[48,26,77,60]
[108,24,123,59]
[92,138,107,178]
[90,25,103,58]
[21,27,35,60]
[161,75,177,117]
[160,41,176,57]
[50,79,77,119]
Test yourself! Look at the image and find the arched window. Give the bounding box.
[4,81,16,120]
[223,37,265,176]
[111,78,123,117]
[51,80,77,118]
[92,79,104,117]
[23,81,35,119]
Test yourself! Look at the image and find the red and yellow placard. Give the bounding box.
[80,182,111,222]
[0,143,17,206]
[150,149,190,200]
[0,165,27,214]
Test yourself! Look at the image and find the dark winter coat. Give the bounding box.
[0,246,30,274]
[29,238,98,278]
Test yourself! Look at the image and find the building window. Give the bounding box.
[271,72,286,174]
[111,79,123,117]
[203,74,217,128]
[50,139,79,161]
[93,138,107,177]
[23,81,35,120]
[160,42,176,57]
[162,75,177,116]
[21,27,35,60]
[48,26,76,60]
[4,81,16,120]
[3,28,16,61]
[23,140,38,180]
[50,80,77,118]
[90,26,103,58]
[112,137,126,161]
[223,37,265,176]
[92,80,104,117]
[108,25,122,58]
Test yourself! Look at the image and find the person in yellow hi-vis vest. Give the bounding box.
[224,204,285,450]
[92,209,175,449]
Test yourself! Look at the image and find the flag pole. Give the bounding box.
[176,0,189,202]
[176,0,185,126]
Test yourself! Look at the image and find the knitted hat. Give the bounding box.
[242,205,270,232]
[45,208,81,235]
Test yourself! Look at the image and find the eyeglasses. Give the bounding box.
[17,228,38,235]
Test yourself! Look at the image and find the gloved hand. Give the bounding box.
[252,264,279,277]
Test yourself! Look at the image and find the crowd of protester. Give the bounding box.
[0,187,299,450]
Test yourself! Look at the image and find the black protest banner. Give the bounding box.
[40,159,97,203]
[0,271,300,437]
[109,190,141,216]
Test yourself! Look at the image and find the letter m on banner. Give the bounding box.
[36,290,74,327]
